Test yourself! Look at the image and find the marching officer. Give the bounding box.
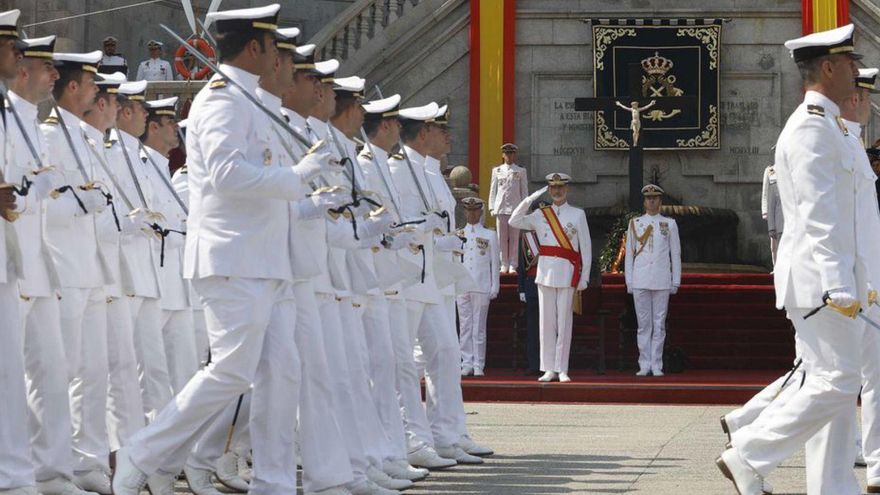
[456,197,500,377]
[624,184,681,377]
[111,5,335,493]
[135,41,173,82]
[508,173,591,383]
[488,143,528,273]
[718,24,867,495]
[0,13,50,494]
[98,36,128,76]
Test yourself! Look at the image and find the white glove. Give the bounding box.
[386,231,417,251]
[295,191,349,220]
[527,186,548,202]
[434,234,464,253]
[490,291,498,300]
[356,212,394,239]
[423,213,448,232]
[29,170,64,202]
[79,189,107,214]
[518,292,526,303]
[120,209,149,236]
[292,151,334,183]
[576,279,588,292]
[671,285,679,295]
[828,289,858,308]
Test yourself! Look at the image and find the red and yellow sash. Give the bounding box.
[538,205,581,287]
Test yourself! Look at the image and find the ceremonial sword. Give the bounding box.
[51,103,111,214]
[114,128,152,210]
[804,292,880,332]
[359,127,402,222]
[2,90,49,197]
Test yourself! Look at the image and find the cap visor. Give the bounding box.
[13,38,27,51]
[848,51,865,60]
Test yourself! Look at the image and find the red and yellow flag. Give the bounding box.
[469,0,516,221]
[802,0,849,34]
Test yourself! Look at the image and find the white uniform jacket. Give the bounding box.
[4,91,58,297]
[171,165,203,311]
[388,145,442,304]
[142,146,189,309]
[136,58,173,82]
[183,64,304,282]
[41,107,110,289]
[508,200,591,289]
[458,223,499,296]
[843,119,880,290]
[773,91,865,309]
[488,163,528,215]
[623,213,681,291]
[106,129,161,298]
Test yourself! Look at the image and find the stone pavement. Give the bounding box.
[178,402,871,494]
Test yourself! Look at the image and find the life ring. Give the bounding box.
[174,37,214,80]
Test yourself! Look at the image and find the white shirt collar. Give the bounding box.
[7,90,38,122]
[256,87,282,113]
[80,120,105,142]
[424,155,441,174]
[803,90,841,117]
[217,63,260,95]
[842,118,862,135]
[402,145,425,165]
[53,105,82,129]
[281,107,307,130]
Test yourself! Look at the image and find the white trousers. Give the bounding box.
[495,214,519,270]
[339,298,390,468]
[362,295,408,462]
[537,285,574,374]
[161,308,198,394]
[193,308,209,366]
[188,392,251,471]
[316,293,369,485]
[725,369,803,434]
[859,307,880,484]
[130,296,172,422]
[106,296,145,451]
[733,307,864,491]
[129,277,300,495]
[21,296,74,481]
[409,299,462,449]
[295,284,352,492]
[387,298,432,455]
[456,292,490,370]
[632,289,670,373]
[59,287,109,473]
[0,281,36,490]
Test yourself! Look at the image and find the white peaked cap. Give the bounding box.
[399,102,440,121]
[363,94,401,114]
[118,80,148,96]
[206,4,280,23]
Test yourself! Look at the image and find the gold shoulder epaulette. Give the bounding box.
[210,79,228,89]
[43,116,59,125]
[104,140,115,149]
[806,104,825,117]
[390,153,404,160]
[178,165,188,175]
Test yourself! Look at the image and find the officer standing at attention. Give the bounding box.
[717,24,867,495]
[98,36,128,76]
[488,143,528,273]
[135,41,173,82]
[508,173,591,383]
[456,197,499,377]
[624,184,681,377]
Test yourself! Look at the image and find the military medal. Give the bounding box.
[263,148,272,165]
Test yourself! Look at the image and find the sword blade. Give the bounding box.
[139,142,189,216]
[113,128,150,210]
[858,312,880,333]
[84,137,135,212]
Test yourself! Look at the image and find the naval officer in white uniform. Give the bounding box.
[509,173,591,383]
[111,5,338,494]
[717,24,867,495]
[456,197,500,377]
[624,184,681,377]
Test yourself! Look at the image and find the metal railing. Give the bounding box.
[310,0,420,62]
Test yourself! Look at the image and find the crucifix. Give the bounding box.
[574,63,697,211]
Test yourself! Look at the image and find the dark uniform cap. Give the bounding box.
[545,173,571,186]
[641,183,664,197]
[461,196,485,210]
[501,143,518,152]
